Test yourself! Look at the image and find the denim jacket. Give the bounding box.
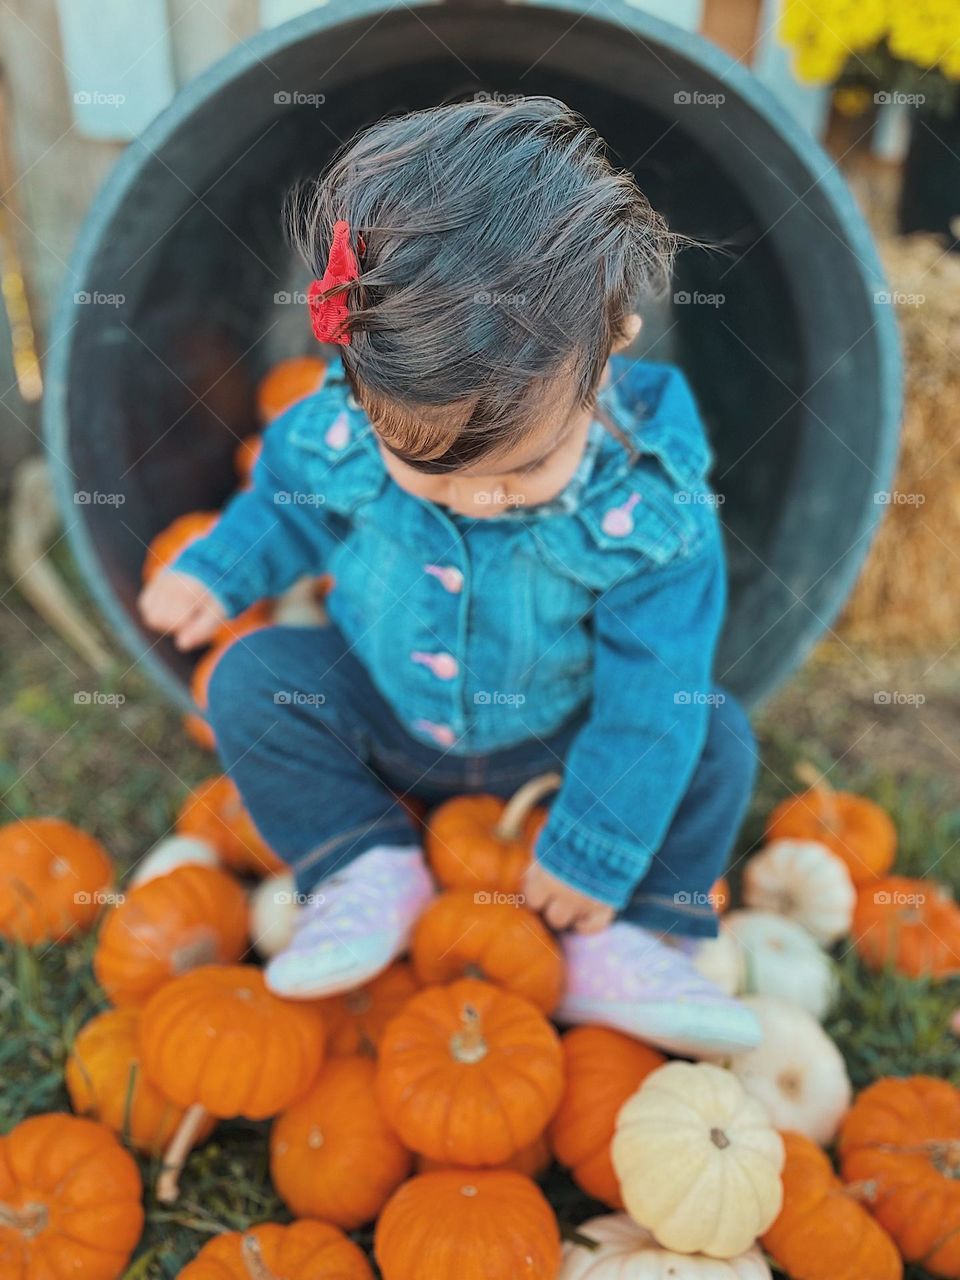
[175,354,726,908]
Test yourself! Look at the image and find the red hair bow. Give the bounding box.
[307,220,363,345]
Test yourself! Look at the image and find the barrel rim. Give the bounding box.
[43,0,902,710]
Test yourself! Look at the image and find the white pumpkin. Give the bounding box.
[560,1215,772,1279]
[128,835,218,887]
[611,1061,784,1259]
[742,838,855,944]
[724,910,836,1019]
[691,925,745,997]
[250,871,296,956]
[726,995,852,1145]
[273,576,328,627]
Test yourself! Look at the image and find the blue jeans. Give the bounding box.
[208,624,757,938]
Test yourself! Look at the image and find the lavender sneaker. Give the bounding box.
[265,845,434,1000]
[557,921,762,1058]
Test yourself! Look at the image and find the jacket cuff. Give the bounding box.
[170,545,261,619]
[535,803,653,910]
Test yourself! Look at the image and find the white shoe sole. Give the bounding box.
[556,995,763,1059]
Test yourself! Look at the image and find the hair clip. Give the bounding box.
[307,220,363,345]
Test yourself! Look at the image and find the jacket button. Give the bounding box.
[424,563,464,593]
[601,492,641,537]
[410,650,459,680]
[413,719,456,747]
[325,412,351,450]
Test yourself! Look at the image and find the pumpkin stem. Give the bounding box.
[794,761,840,834]
[495,772,562,842]
[170,931,219,974]
[844,1178,881,1204]
[241,1234,280,1280]
[709,1127,731,1150]
[450,1003,489,1064]
[156,1102,210,1204]
[0,1201,49,1238]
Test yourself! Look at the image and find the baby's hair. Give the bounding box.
[287,96,682,472]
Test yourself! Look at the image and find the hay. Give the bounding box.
[837,226,960,653]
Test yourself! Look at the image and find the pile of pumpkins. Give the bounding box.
[2,749,960,1280]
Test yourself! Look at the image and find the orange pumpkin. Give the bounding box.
[93,863,249,1006]
[762,1130,902,1280]
[190,624,271,748]
[711,875,731,913]
[234,433,262,485]
[840,1075,960,1276]
[375,1170,561,1280]
[852,876,960,978]
[140,964,326,1201]
[65,1007,215,1156]
[141,510,219,585]
[416,1132,552,1180]
[0,1113,144,1280]
[179,1220,373,1280]
[425,774,560,894]
[183,711,216,752]
[766,765,896,886]
[257,355,327,424]
[319,961,420,1056]
[176,774,284,877]
[376,978,564,1166]
[0,817,113,945]
[214,598,274,647]
[270,1055,412,1229]
[411,890,565,1013]
[550,1026,665,1207]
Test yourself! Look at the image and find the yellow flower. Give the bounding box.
[833,85,875,116]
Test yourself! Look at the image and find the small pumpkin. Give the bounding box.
[178,1220,373,1280]
[319,960,420,1056]
[376,978,564,1166]
[743,838,855,945]
[139,964,326,1201]
[839,1075,960,1277]
[93,863,249,1006]
[176,774,285,877]
[0,817,113,944]
[612,1060,784,1259]
[411,890,565,1013]
[550,1026,665,1207]
[141,510,218,585]
[416,1132,552,1179]
[65,1006,216,1155]
[425,774,560,894]
[766,764,896,886]
[251,872,297,958]
[214,598,275,647]
[257,355,327,424]
[234,433,262,484]
[726,996,851,1145]
[0,1113,144,1280]
[559,1214,773,1280]
[852,875,960,978]
[128,834,219,887]
[724,910,836,1019]
[183,711,216,752]
[375,1170,561,1280]
[270,1055,412,1229]
[690,926,745,997]
[762,1131,902,1280]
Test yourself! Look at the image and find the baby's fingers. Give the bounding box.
[573,903,615,935]
[173,604,223,651]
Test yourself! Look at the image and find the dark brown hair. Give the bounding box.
[287,96,681,472]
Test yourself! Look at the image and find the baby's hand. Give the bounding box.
[521,862,615,934]
[138,570,226,650]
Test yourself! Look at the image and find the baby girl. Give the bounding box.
[140,96,760,1058]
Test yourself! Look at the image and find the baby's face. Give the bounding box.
[375,315,641,519]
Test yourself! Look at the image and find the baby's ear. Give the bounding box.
[611,312,642,353]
